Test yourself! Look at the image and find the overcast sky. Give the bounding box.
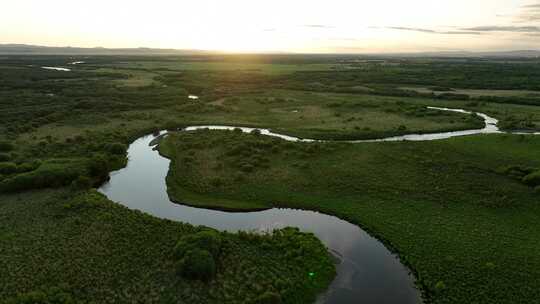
[1,0,539,53]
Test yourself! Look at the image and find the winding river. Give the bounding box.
[41,66,71,72]
[98,107,537,304]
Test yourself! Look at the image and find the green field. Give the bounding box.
[1,54,540,303]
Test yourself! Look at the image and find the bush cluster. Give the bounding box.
[0,162,17,175]
[499,115,537,130]
[71,175,94,190]
[498,165,537,180]
[223,138,274,173]
[103,142,127,155]
[498,165,540,189]
[0,161,42,176]
[523,171,540,187]
[0,151,122,193]
[173,230,222,281]
[0,160,84,193]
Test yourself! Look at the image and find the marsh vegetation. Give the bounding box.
[1,54,540,303]
[160,130,540,303]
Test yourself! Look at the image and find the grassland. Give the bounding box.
[0,189,334,304]
[400,86,540,98]
[92,60,344,75]
[189,90,484,140]
[93,67,161,87]
[1,54,540,303]
[160,130,540,304]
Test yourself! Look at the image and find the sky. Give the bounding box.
[1,0,539,53]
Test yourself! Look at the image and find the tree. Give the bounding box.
[176,249,216,281]
[174,230,222,259]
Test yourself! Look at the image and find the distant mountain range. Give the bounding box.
[388,50,540,58]
[0,44,212,55]
[0,44,539,58]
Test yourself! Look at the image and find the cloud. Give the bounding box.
[383,26,482,35]
[303,24,335,29]
[443,31,483,35]
[461,26,540,32]
[517,2,540,22]
[519,15,540,22]
[387,26,436,33]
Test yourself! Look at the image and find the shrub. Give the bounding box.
[498,165,536,180]
[0,153,10,162]
[0,160,83,192]
[173,230,222,281]
[176,249,216,281]
[522,171,540,187]
[174,230,222,259]
[71,175,94,190]
[104,143,127,155]
[0,141,14,152]
[241,163,254,173]
[535,186,540,194]
[16,161,41,173]
[87,154,110,178]
[210,177,224,188]
[253,291,282,304]
[0,162,17,174]
[434,281,446,293]
[62,191,105,211]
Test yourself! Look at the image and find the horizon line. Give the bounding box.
[1,43,540,56]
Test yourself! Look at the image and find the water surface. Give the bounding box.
[42,66,71,72]
[99,133,422,304]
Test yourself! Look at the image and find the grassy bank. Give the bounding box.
[160,130,540,303]
[0,189,335,304]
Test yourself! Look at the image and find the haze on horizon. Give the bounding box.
[1,0,540,53]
